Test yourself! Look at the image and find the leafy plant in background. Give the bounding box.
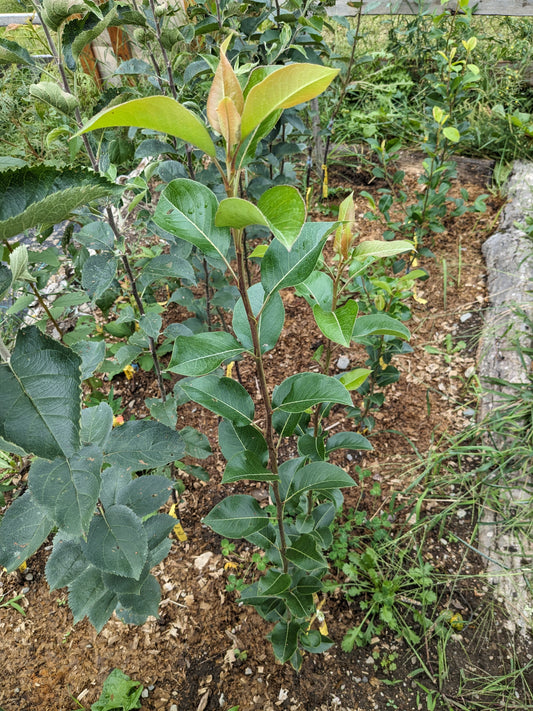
[90,668,143,711]
[361,2,487,257]
[295,192,415,432]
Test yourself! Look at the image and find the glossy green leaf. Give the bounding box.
[258,571,292,597]
[268,619,300,663]
[0,327,81,460]
[180,375,255,426]
[104,421,185,474]
[79,96,216,157]
[84,504,147,579]
[313,299,358,347]
[204,494,269,538]
[222,450,278,484]
[218,420,268,465]
[241,64,338,139]
[352,314,410,341]
[168,331,244,375]
[339,367,372,391]
[282,589,315,618]
[29,445,102,537]
[0,490,53,572]
[45,537,90,590]
[257,185,306,250]
[232,283,284,354]
[443,126,460,143]
[294,271,333,311]
[261,222,335,295]
[287,461,355,502]
[285,533,327,572]
[154,179,231,263]
[326,431,372,453]
[215,197,269,230]
[353,239,413,259]
[297,434,326,461]
[272,373,352,413]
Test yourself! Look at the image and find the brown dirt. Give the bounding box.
[1,160,532,711]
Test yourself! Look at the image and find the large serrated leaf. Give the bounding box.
[116,475,174,517]
[30,81,79,116]
[272,373,352,413]
[168,331,244,375]
[29,445,103,537]
[0,490,53,572]
[72,339,106,381]
[81,403,114,449]
[154,179,230,264]
[68,565,115,631]
[46,537,90,590]
[203,494,269,538]
[104,421,185,474]
[82,254,118,300]
[79,96,216,157]
[0,327,81,460]
[115,573,161,625]
[180,375,255,426]
[0,167,122,241]
[84,504,148,579]
[0,38,35,66]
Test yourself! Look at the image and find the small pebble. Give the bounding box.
[24,573,33,581]
[244,667,253,676]
[362,676,368,683]
[141,689,149,698]
[347,453,353,461]
[170,705,178,711]
[336,355,350,370]
[463,408,476,418]
[21,587,30,594]
[365,656,374,665]
[148,685,155,691]
[460,312,473,323]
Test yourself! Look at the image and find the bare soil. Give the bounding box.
[1,160,532,711]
